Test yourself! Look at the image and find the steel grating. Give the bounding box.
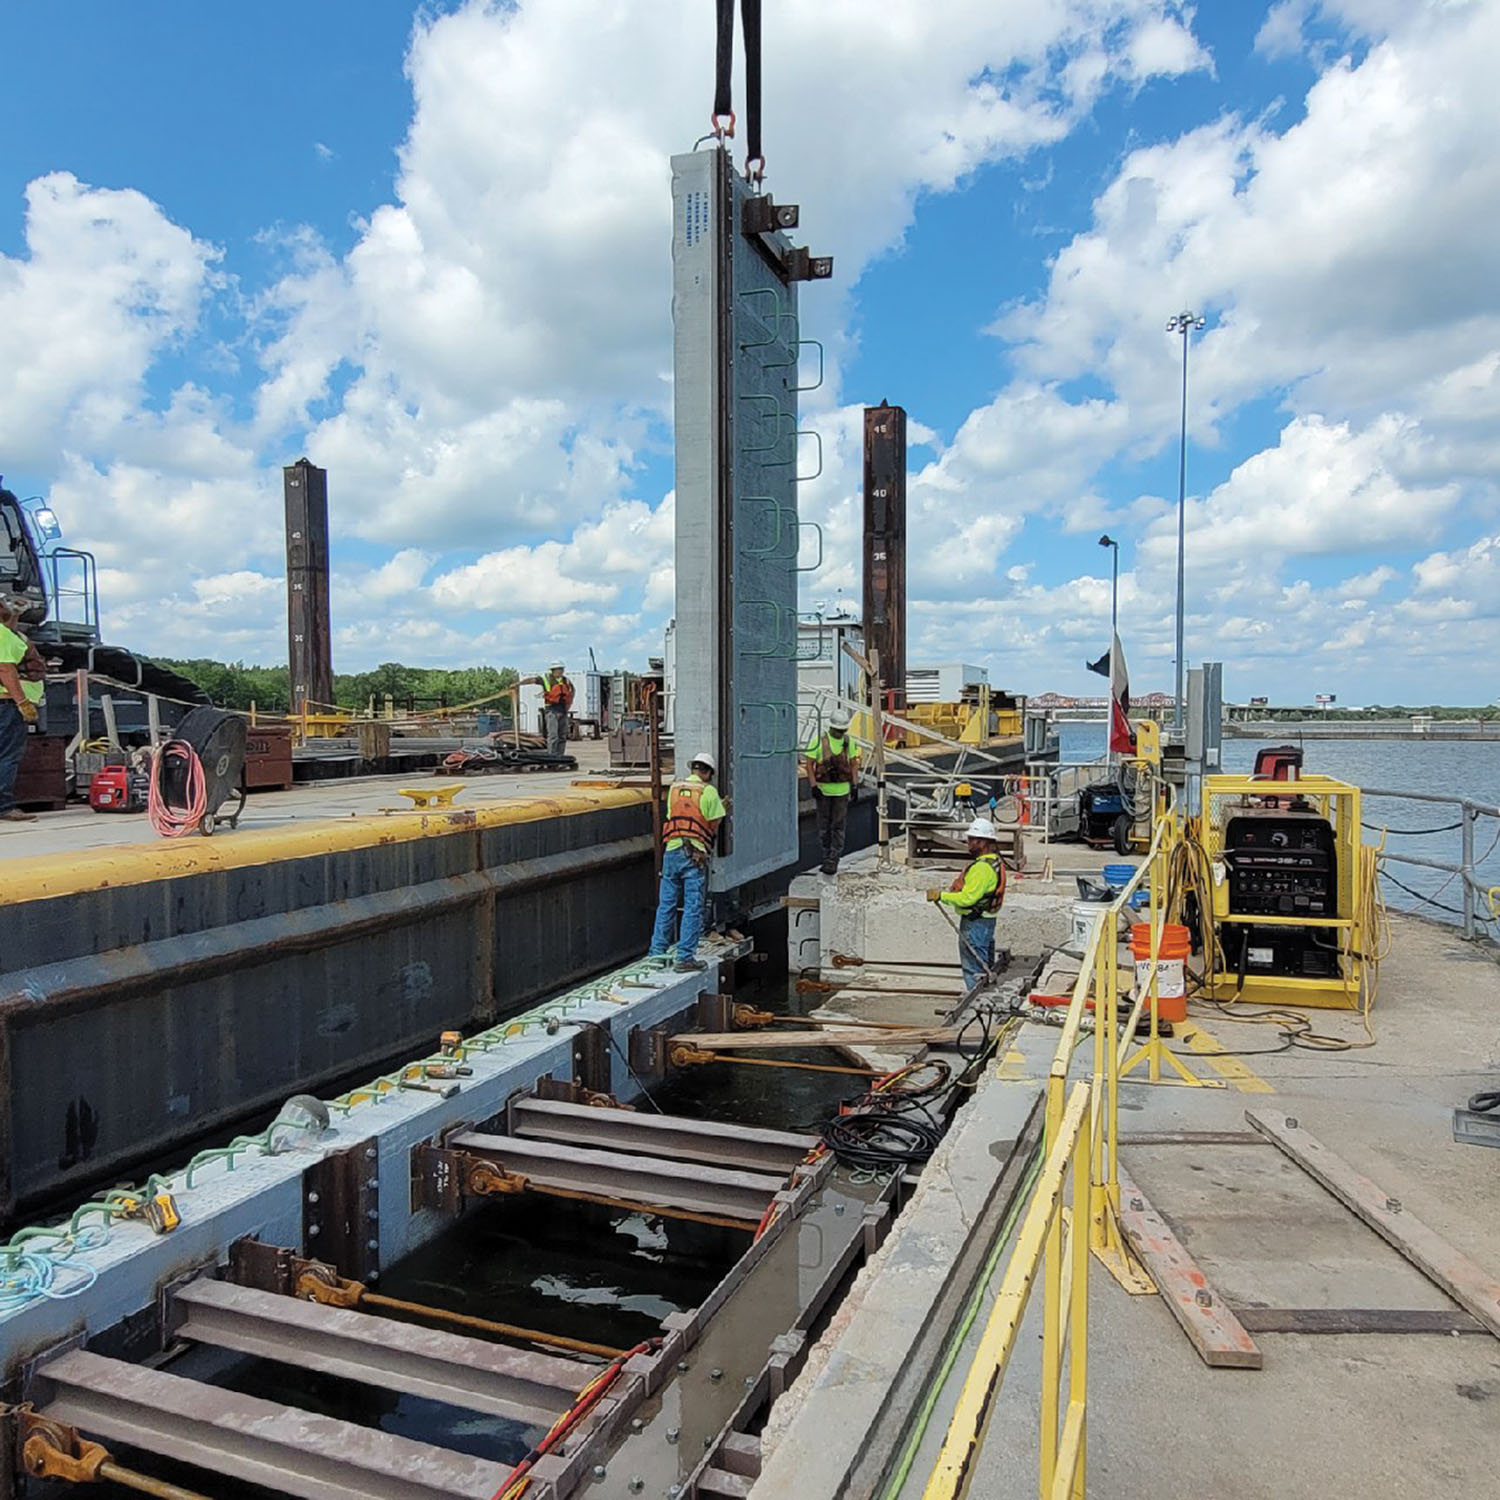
[170,1279,584,1427]
[449,1130,785,1223]
[509,1096,818,1175]
[36,1349,514,1500]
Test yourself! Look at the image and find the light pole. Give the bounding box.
[1098,534,1119,642]
[1099,534,1119,767]
[1166,310,1205,729]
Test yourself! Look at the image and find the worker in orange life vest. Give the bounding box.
[648,751,726,973]
[927,817,1006,989]
[521,660,574,757]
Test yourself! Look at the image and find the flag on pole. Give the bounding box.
[1085,634,1136,754]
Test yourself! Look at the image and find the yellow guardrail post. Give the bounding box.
[923,1082,1092,1500]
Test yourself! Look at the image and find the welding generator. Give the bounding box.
[88,764,149,813]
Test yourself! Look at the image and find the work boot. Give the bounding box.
[821,861,837,875]
[0,809,37,822]
[674,958,708,973]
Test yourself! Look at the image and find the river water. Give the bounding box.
[1054,722,1500,933]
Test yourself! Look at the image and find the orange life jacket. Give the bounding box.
[663,779,715,849]
[948,853,1006,917]
[543,672,573,708]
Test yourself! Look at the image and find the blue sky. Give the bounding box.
[2,0,1497,703]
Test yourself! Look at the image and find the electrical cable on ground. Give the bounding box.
[146,739,207,837]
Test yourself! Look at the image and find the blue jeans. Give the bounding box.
[0,701,27,814]
[649,845,707,961]
[958,914,996,990]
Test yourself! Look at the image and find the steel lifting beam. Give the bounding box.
[509,1097,818,1176]
[448,1131,784,1224]
[170,1278,585,1427]
[35,1349,514,1500]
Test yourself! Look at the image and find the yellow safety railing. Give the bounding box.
[1043,811,1189,1292]
[921,813,1192,1499]
[922,1081,1093,1500]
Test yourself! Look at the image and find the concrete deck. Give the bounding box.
[0,739,623,862]
[764,848,1500,1498]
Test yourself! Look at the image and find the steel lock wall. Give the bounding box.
[0,792,656,1218]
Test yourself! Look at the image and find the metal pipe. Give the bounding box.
[1462,806,1476,939]
[694,1053,881,1078]
[1362,786,1500,818]
[1378,849,1488,886]
[363,1293,626,1360]
[98,1462,213,1500]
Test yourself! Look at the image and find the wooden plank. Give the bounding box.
[1115,1162,1263,1368]
[1234,1306,1484,1335]
[1245,1108,1500,1342]
[672,1027,956,1052]
[1120,1131,1269,1147]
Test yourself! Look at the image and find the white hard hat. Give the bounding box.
[550,660,565,671]
[966,817,999,841]
[690,750,717,775]
[829,709,852,731]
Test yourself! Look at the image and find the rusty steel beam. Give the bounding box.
[36,1349,514,1500]
[449,1131,785,1224]
[169,1279,584,1427]
[509,1097,818,1175]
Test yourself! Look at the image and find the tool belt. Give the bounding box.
[811,735,853,786]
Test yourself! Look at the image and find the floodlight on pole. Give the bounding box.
[1165,310,1206,729]
[1099,533,1120,768]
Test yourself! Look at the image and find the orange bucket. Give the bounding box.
[1130,923,1190,1023]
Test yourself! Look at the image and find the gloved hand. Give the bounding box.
[925,889,942,903]
[18,700,38,725]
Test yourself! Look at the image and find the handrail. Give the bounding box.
[922,1081,1092,1500]
[1359,786,1499,938]
[1361,787,1500,817]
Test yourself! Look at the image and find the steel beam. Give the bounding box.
[510,1097,817,1175]
[170,1279,582,1427]
[450,1131,784,1223]
[36,1350,514,1500]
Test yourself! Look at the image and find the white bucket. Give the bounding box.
[1066,900,1108,957]
[1134,957,1185,1000]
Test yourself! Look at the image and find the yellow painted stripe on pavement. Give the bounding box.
[0,788,652,906]
[1179,1022,1274,1094]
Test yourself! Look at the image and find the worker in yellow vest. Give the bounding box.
[521,660,574,756]
[804,709,861,874]
[927,817,1006,989]
[648,751,726,972]
[0,596,43,823]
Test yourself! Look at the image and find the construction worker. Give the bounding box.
[927,817,1006,990]
[648,750,726,973]
[0,596,42,823]
[522,660,574,757]
[805,709,861,874]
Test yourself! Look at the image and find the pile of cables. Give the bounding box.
[820,1060,953,1172]
[147,738,207,837]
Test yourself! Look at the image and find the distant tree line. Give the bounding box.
[1239,704,1499,722]
[153,658,519,715]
